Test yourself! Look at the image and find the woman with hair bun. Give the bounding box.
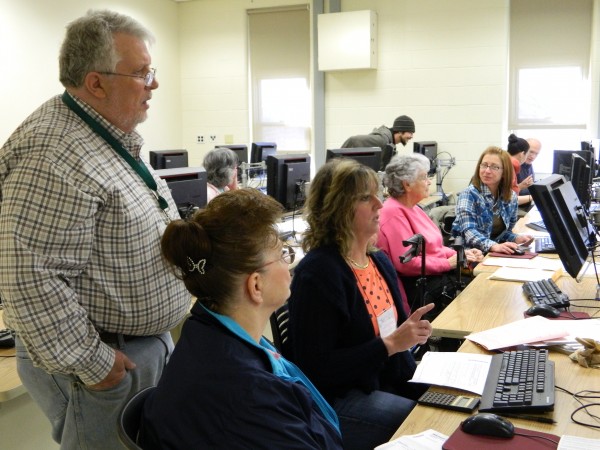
[140,189,342,449]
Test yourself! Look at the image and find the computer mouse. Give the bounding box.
[513,248,525,255]
[461,413,515,438]
[525,304,561,318]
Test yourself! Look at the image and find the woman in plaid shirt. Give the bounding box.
[452,146,533,254]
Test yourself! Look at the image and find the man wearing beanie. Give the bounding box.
[341,114,415,170]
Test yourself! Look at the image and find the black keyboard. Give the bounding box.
[479,349,555,413]
[534,236,555,253]
[526,220,547,232]
[522,278,570,308]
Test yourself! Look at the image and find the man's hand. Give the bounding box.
[87,350,136,391]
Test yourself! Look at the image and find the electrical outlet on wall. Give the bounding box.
[209,135,217,142]
[197,135,204,144]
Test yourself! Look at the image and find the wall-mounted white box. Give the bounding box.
[317,10,377,71]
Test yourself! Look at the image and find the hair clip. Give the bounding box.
[187,256,206,274]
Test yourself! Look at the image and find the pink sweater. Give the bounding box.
[377,197,455,276]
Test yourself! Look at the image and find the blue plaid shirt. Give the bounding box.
[452,183,518,252]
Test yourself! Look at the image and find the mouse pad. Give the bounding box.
[443,425,559,449]
[524,311,591,320]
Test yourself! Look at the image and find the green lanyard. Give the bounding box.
[61,91,169,211]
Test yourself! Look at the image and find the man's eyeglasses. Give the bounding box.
[98,68,156,87]
[258,245,295,270]
[479,163,502,172]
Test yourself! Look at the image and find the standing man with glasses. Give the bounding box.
[452,146,533,254]
[0,10,190,449]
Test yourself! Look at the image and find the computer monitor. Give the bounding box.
[570,153,592,209]
[552,150,595,182]
[216,144,248,165]
[413,141,437,176]
[156,167,208,218]
[530,174,593,278]
[149,149,188,170]
[250,142,277,163]
[266,154,311,211]
[325,147,382,172]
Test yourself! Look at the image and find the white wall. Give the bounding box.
[0,0,182,157]
[177,0,512,191]
[3,0,599,191]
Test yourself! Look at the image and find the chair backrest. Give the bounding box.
[269,303,290,355]
[118,386,156,450]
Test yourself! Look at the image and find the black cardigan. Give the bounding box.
[287,246,421,402]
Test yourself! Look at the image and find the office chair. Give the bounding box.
[269,303,290,355]
[117,386,155,450]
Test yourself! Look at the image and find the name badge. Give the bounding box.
[377,307,396,338]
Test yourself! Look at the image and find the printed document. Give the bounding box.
[409,351,492,395]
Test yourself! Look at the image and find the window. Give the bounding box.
[516,67,588,128]
[508,0,594,173]
[248,7,310,152]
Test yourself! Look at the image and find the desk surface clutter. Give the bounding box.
[389,234,600,448]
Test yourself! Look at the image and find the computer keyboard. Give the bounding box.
[526,220,547,232]
[479,349,555,413]
[534,236,555,253]
[522,278,570,308]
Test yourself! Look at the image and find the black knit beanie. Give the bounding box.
[391,115,415,133]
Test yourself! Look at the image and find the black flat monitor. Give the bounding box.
[552,150,594,182]
[156,167,208,217]
[530,174,593,278]
[266,154,311,211]
[216,144,248,165]
[325,147,382,172]
[413,141,437,176]
[570,153,592,209]
[250,142,277,163]
[149,149,188,170]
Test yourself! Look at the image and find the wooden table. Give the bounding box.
[391,340,600,440]
[391,266,600,442]
[431,273,599,339]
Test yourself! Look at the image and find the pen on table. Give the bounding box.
[500,413,556,424]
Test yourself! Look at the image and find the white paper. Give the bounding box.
[375,429,448,450]
[409,351,492,395]
[530,319,600,344]
[482,256,563,272]
[487,266,556,282]
[558,435,600,449]
[466,315,568,350]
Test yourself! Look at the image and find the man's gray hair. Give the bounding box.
[59,9,154,88]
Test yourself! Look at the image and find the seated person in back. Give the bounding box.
[377,154,482,313]
[203,146,239,203]
[287,158,433,450]
[452,146,533,254]
[140,189,342,449]
[507,133,533,211]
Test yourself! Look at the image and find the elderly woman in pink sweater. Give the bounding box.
[377,153,482,314]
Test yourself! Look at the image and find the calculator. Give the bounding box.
[417,391,480,413]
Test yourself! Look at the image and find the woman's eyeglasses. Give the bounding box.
[479,163,502,172]
[258,245,295,270]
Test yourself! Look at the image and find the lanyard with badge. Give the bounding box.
[61,91,171,223]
